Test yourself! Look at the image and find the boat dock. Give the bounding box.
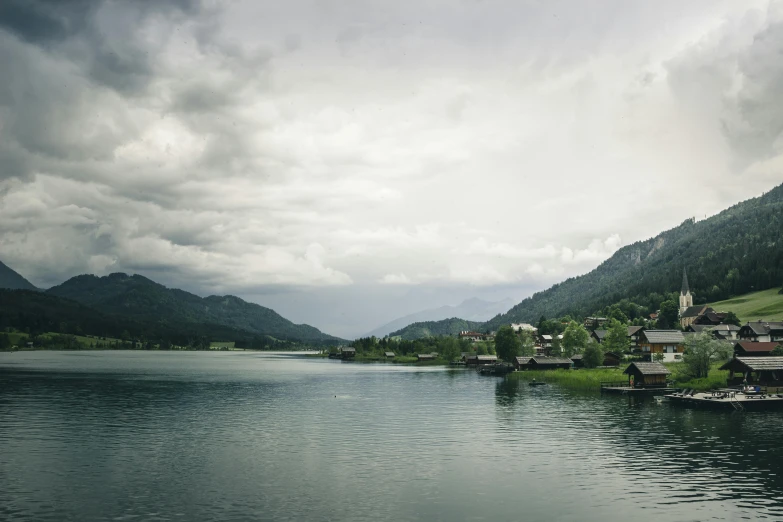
[665,388,783,411]
[600,383,679,395]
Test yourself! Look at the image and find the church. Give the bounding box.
[678,268,702,328]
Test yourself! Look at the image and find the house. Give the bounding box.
[591,330,607,344]
[692,309,727,326]
[602,351,622,367]
[570,354,584,368]
[416,353,436,361]
[384,352,396,358]
[720,356,783,388]
[459,331,483,342]
[637,330,685,362]
[539,334,553,349]
[475,354,498,366]
[679,305,709,328]
[649,312,658,321]
[510,323,537,333]
[710,324,740,340]
[341,347,356,359]
[627,326,644,347]
[583,317,607,328]
[733,341,781,357]
[738,322,783,343]
[623,361,671,388]
[514,356,572,371]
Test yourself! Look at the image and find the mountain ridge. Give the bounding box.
[0,260,38,291]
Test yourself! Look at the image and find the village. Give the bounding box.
[336,269,783,406]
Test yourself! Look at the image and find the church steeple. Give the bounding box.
[679,268,693,313]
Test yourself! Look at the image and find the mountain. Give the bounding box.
[0,260,37,291]
[387,318,484,341]
[46,273,342,343]
[364,297,515,338]
[394,182,783,338]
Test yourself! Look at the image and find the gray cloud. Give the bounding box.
[1,0,782,337]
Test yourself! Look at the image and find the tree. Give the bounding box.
[682,332,733,379]
[439,337,460,362]
[602,319,630,355]
[772,345,783,356]
[723,311,741,327]
[0,333,10,351]
[519,330,535,357]
[561,321,589,357]
[658,299,679,329]
[583,340,604,368]
[494,326,521,363]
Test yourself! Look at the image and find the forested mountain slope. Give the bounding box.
[46,273,342,343]
[388,318,483,341]
[485,183,783,328]
[0,260,37,291]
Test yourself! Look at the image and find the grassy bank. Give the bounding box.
[509,363,730,392]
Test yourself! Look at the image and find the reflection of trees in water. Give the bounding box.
[494,377,521,407]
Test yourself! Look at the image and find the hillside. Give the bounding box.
[709,288,783,323]
[390,183,783,339]
[365,297,514,338]
[388,318,483,341]
[0,289,298,348]
[0,260,37,291]
[46,273,342,343]
[485,182,783,328]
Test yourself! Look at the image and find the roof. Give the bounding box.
[741,322,783,335]
[624,362,671,376]
[733,342,781,353]
[681,268,689,294]
[712,324,740,332]
[688,324,713,333]
[476,355,497,361]
[417,353,436,359]
[603,351,622,358]
[592,330,607,340]
[570,354,584,360]
[530,357,572,365]
[540,334,553,341]
[642,330,685,344]
[627,326,644,336]
[681,306,706,318]
[342,347,356,353]
[720,356,783,372]
[384,352,395,357]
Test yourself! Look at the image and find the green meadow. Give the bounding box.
[709,287,783,322]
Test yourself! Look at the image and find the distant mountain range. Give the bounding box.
[363,297,515,338]
[0,267,342,345]
[391,182,783,339]
[0,260,37,291]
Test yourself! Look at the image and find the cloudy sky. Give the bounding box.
[1,0,782,338]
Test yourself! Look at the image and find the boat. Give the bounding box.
[529,381,547,387]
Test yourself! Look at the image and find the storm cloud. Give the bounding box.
[1,0,782,337]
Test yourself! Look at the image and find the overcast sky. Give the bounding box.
[1,0,782,338]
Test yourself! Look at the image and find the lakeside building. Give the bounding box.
[384,352,396,358]
[637,330,685,362]
[738,322,783,343]
[720,356,783,389]
[416,353,436,361]
[513,356,572,371]
[465,354,498,366]
[623,362,671,388]
[341,347,356,358]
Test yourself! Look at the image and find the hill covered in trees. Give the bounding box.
[392,183,783,339]
[45,273,342,344]
[0,260,37,291]
[388,318,483,340]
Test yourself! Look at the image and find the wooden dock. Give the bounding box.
[601,386,678,395]
[665,389,783,411]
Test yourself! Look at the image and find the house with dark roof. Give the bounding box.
[637,330,685,362]
[720,356,783,388]
[341,347,356,359]
[570,353,584,368]
[623,361,671,388]
[384,351,396,358]
[590,330,606,343]
[693,309,728,326]
[680,305,709,328]
[592,326,644,348]
[514,356,572,371]
[603,351,622,367]
[738,322,783,343]
[687,323,740,340]
[733,341,781,357]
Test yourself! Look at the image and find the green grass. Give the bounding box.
[709,287,783,322]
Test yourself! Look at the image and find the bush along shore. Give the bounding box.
[509,362,729,392]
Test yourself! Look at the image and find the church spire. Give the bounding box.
[681,268,690,295]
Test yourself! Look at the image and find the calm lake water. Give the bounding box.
[2,351,783,522]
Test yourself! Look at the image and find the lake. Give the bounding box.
[1,351,782,521]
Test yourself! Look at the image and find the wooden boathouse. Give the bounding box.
[513,356,572,371]
[601,362,675,395]
[720,356,783,390]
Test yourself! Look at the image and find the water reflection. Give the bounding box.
[1,352,783,521]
